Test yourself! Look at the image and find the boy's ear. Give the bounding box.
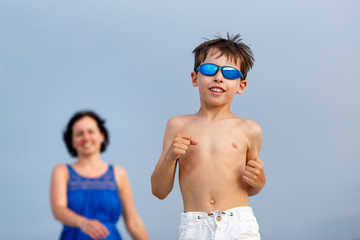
[237,80,247,94]
[191,72,198,87]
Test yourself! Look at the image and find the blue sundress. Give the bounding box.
[60,164,122,240]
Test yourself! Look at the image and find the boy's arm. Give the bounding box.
[151,118,197,199]
[243,122,266,196]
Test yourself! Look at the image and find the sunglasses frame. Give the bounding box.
[196,63,244,80]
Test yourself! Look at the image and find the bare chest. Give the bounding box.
[179,122,248,165]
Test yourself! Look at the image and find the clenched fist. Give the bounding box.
[166,133,198,161]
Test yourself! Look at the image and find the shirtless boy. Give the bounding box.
[151,34,266,240]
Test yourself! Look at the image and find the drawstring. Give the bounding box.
[197,211,233,219]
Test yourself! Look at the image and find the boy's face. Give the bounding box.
[191,49,247,108]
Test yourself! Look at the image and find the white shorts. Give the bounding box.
[179,206,260,240]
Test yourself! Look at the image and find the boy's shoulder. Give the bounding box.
[234,116,260,126]
[167,114,195,124]
[164,115,195,136]
[232,116,262,136]
[165,114,193,129]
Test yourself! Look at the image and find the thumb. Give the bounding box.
[190,139,198,145]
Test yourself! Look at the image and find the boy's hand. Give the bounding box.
[166,133,198,161]
[243,158,265,191]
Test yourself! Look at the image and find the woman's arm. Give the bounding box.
[50,164,109,239]
[115,166,148,240]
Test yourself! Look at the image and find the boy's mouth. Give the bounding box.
[209,87,225,93]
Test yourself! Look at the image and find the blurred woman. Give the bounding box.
[50,110,148,240]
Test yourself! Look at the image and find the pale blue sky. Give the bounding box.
[0,0,359,239]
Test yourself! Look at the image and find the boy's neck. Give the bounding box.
[196,106,235,120]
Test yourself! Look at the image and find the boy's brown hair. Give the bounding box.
[192,33,254,80]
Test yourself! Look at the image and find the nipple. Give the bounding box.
[232,143,238,149]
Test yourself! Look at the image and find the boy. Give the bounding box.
[151,34,265,240]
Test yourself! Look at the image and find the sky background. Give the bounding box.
[0,0,359,239]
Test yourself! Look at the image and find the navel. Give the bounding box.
[210,199,215,204]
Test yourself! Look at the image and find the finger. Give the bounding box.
[253,158,264,167]
[93,232,101,240]
[244,166,256,174]
[243,175,255,186]
[87,226,101,240]
[178,134,198,146]
[244,170,260,181]
[92,229,107,239]
[91,221,109,238]
[177,138,196,149]
[255,158,263,163]
[103,226,110,236]
[243,169,255,179]
[97,225,109,238]
[176,133,192,141]
[190,139,198,145]
[181,138,192,146]
[176,150,187,156]
[245,166,261,176]
[246,160,262,169]
[172,145,187,156]
[174,137,191,147]
[173,142,189,151]
[87,230,98,240]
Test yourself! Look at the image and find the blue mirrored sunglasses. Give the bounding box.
[196,63,243,80]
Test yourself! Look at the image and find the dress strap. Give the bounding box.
[66,164,76,178]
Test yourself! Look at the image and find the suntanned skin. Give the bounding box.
[151,49,265,213]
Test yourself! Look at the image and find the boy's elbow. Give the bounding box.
[151,187,169,200]
[150,175,166,199]
[154,193,167,200]
[150,173,173,199]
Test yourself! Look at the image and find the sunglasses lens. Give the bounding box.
[222,67,242,80]
[199,64,218,76]
[198,64,243,80]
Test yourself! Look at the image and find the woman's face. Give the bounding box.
[71,116,104,157]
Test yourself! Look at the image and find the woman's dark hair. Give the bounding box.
[63,110,109,157]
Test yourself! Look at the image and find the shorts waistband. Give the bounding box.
[181,206,254,221]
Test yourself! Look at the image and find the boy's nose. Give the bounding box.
[214,71,224,83]
[214,77,224,83]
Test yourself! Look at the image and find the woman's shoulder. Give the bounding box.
[52,164,69,174]
[51,164,69,182]
[113,165,130,190]
[113,165,128,180]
